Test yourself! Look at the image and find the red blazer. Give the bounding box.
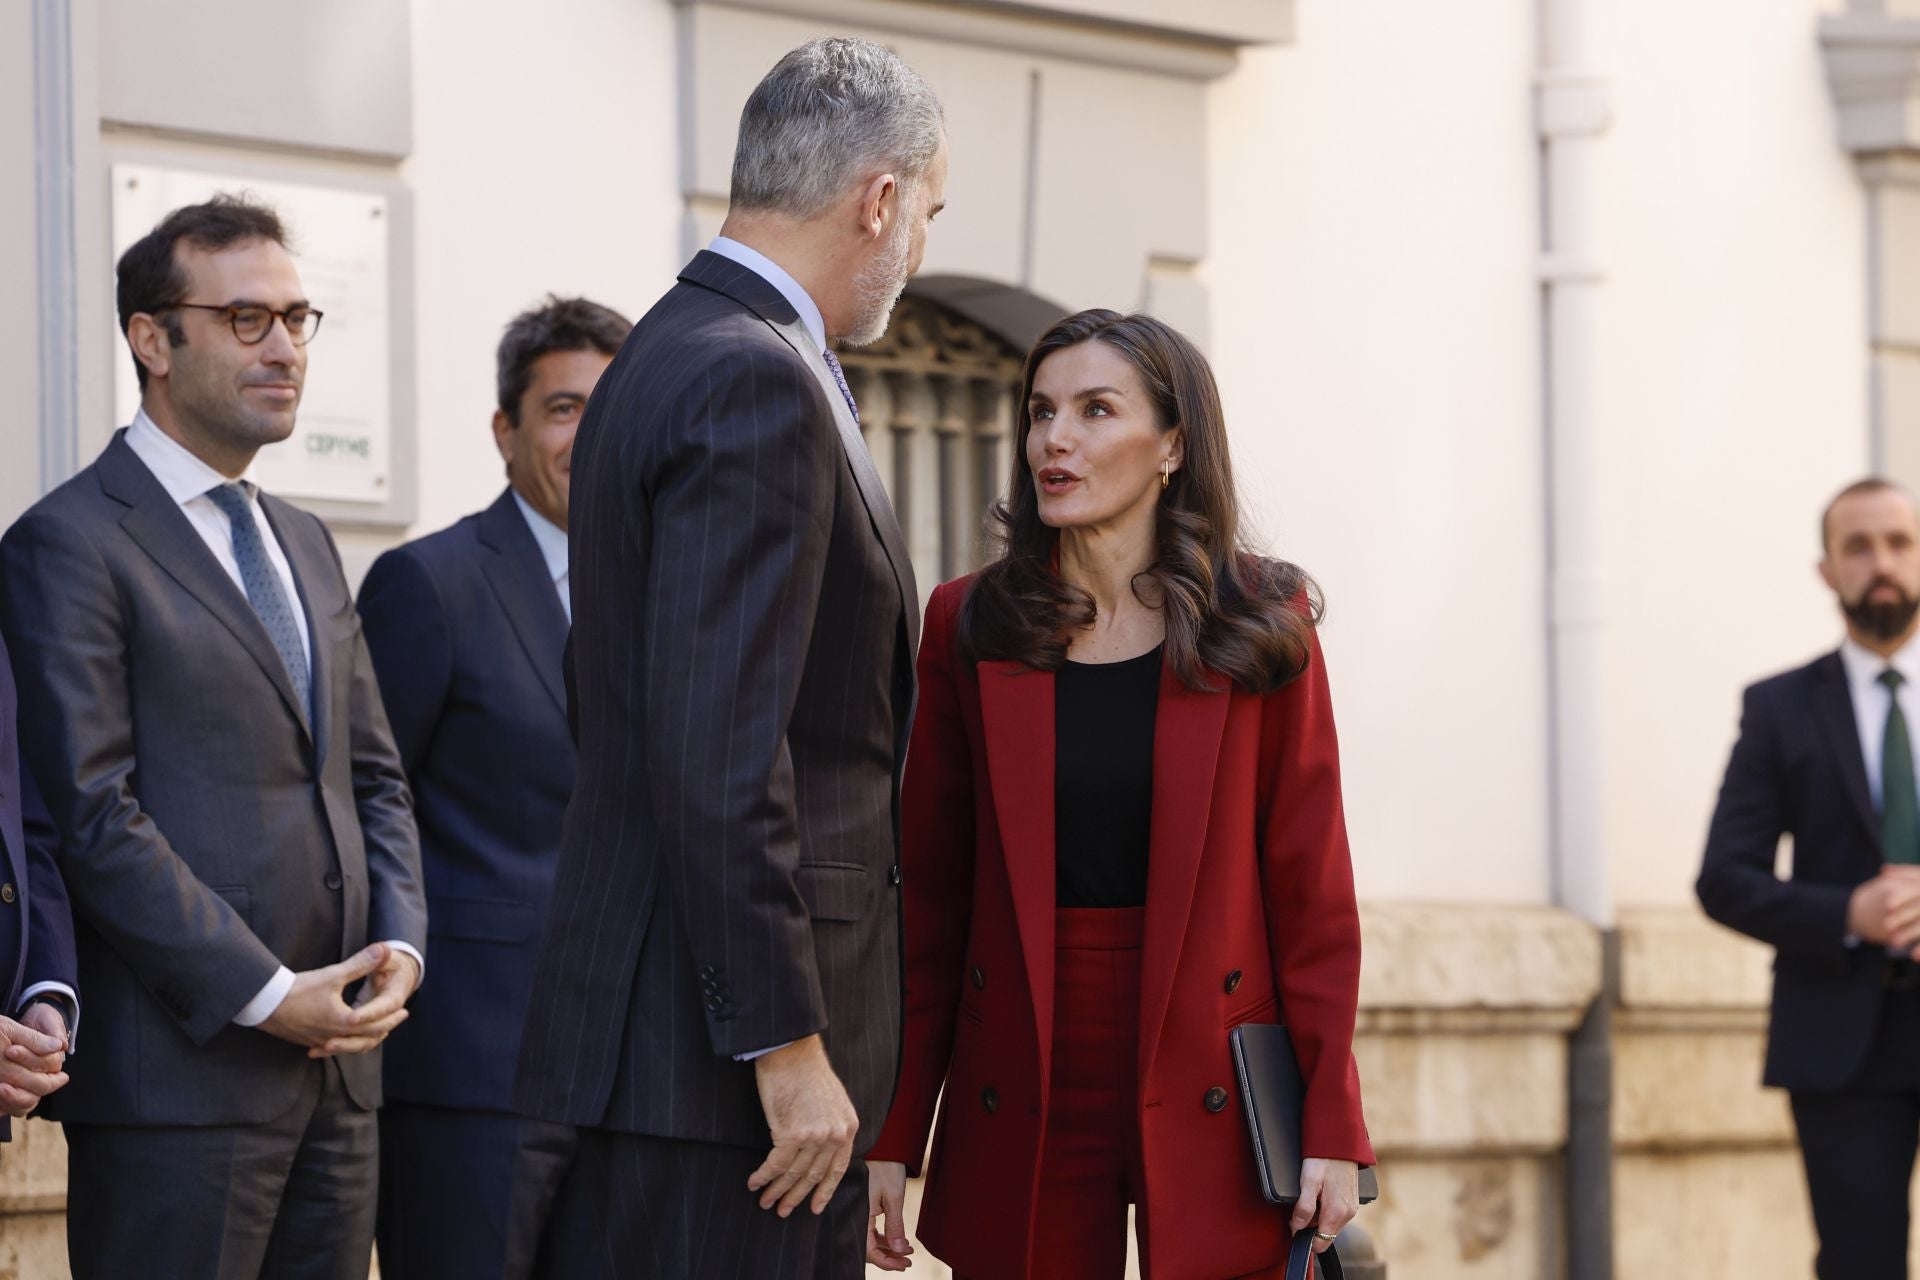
[869,577,1373,1280]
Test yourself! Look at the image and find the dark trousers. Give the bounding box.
[526,1128,868,1279]
[64,1059,376,1280]
[1790,984,1920,1279]
[377,1103,542,1280]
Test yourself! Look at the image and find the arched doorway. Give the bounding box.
[834,282,1061,604]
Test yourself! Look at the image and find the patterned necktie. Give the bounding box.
[820,348,860,427]
[204,482,311,718]
[1882,669,1919,864]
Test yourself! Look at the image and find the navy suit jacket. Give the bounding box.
[359,489,574,1112]
[1697,650,1892,1092]
[0,627,78,1030]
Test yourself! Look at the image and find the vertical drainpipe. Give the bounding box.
[1537,0,1615,1277]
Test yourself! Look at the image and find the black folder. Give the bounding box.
[1228,1022,1380,1207]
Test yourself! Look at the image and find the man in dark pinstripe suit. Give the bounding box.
[510,38,946,1279]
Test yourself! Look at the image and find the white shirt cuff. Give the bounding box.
[734,1040,794,1062]
[18,981,80,1049]
[384,940,425,987]
[234,966,296,1027]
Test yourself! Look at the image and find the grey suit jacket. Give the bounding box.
[0,432,427,1126]
[515,251,918,1152]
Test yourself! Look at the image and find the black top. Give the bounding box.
[1055,645,1163,908]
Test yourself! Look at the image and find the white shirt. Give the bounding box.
[126,410,311,673]
[123,410,423,1027]
[707,236,828,356]
[1839,636,1920,813]
[511,491,570,622]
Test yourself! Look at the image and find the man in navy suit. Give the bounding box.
[359,295,629,1279]
[1700,477,1920,1278]
[0,627,78,1129]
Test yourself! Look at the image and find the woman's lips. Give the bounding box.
[1038,468,1080,493]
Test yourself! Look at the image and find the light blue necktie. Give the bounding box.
[205,482,311,718]
[821,348,861,426]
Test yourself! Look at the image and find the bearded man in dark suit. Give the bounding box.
[1701,477,1920,1278]
[511,37,946,1280]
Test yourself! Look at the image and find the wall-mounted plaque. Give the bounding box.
[110,163,393,505]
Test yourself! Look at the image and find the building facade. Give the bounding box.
[3,0,1917,1274]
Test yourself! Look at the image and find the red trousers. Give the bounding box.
[963,907,1287,1280]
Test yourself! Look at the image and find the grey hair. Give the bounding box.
[730,37,944,220]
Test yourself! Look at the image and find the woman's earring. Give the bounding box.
[1161,459,1172,489]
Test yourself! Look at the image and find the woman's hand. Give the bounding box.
[866,1159,914,1270]
[1292,1158,1360,1252]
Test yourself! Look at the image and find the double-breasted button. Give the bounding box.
[1225,970,1243,995]
[323,872,343,891]
[980,1086,999,1114]
[0,884,15,905]
[888,865,902,886]
[1204,1086,1229,1113]
[969,966,986,991]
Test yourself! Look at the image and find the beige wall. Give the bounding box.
[1588,0,1867,907]
[0,3,43,526]
[397,0,683,545]
[1210,0,1870,910]
[1208,0,1551,905]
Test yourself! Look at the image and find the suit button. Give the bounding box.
[1204,1086,1229,1113]
[1225,970,1242,994]
[980,1086,999,1114]
[702,981,718,996]
[969,966,985,991]
[888,865,902,886]
[698,966,716,981]
[706,996,724,1012]
[324,872,343,891]
[0,884,15,904]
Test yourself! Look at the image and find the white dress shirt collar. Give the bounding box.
[511,490,568,588]
[126,407,260,502]
[706,236,828,355]
[1840,633,1920,698]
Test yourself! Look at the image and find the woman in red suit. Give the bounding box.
[864,310,1372,1279]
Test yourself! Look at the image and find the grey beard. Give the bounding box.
[843,219,913,347]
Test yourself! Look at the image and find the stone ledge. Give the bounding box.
[1359,902,1602,1016]
[1617,906,1771,1011]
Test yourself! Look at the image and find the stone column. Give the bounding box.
[1824,1,1920,478]
[885,372,942,606]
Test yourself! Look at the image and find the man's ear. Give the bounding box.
[126,313,174,382]
[492,409,517,469]
[856,172,899,242]
[1817,556,1839,593]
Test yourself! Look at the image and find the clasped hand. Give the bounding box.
[260,942,419,1059]
[0,1004,69,1119]
[1848,865,1920,955]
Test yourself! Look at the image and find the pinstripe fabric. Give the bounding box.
[515,252,916,1181]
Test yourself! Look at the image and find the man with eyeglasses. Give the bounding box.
[0,194,426,1280]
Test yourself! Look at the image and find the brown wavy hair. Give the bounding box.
[958,309,1321,693]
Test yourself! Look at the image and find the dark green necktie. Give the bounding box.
[1882,669,1920,865]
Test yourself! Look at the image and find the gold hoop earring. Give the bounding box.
[1161,460,1172,489]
